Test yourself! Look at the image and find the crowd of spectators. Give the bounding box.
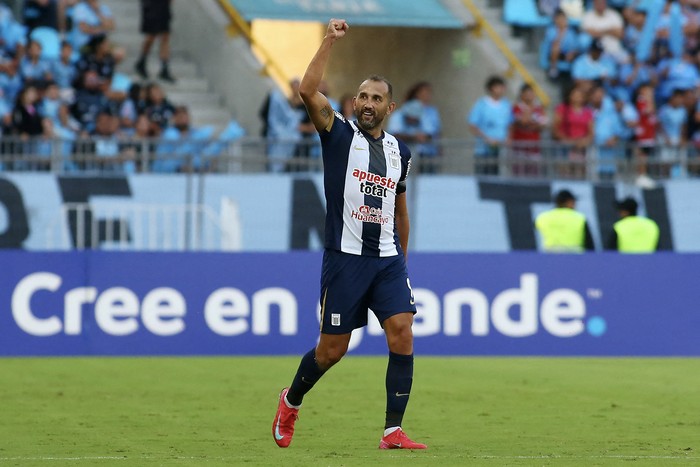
[0,0,244,173]
[467,69,700,184]
[5,0,700,181]
[464,0,700,184]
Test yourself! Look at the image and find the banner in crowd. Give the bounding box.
[1,174,700,252]
[1,251,698,356]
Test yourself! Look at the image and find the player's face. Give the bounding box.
[353,80,395,132]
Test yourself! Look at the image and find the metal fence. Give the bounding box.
[45,201,242,251]
[1,135,699,181]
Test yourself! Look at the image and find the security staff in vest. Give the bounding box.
[535,189,595,252]
[606,197,659,253]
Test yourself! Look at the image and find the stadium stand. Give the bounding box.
[503,0,551,28]
[0,0,242,173]
[29,26,60,60]
[0,0,698,182]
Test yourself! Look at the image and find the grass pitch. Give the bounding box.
[0,357,698,466]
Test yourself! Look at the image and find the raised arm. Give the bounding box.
[299,19,348,133]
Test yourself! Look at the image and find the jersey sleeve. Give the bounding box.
[320,110,350,140]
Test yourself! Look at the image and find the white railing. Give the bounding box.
[1,135,700,181]
[45,200,242,251]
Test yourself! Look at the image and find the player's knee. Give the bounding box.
[386,320,413,351]
[316,345,347,369]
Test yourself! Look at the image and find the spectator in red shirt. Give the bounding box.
[633,82,657,182]
[552,84,594,178]
[511,83,548,176]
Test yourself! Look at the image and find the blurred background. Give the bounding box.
[0,0,698,253]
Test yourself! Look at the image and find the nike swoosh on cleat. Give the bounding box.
[274,415,284,441]
[392,443,402,448]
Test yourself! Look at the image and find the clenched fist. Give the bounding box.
[326,19,349,40]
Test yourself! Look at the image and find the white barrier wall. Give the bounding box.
[0,174,694,251]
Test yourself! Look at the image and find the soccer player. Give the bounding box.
[272,18,426,450]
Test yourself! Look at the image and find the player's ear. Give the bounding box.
[387,101,396,115]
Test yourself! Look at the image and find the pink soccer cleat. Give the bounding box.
[272,387,299,448]
[379,428,427,450]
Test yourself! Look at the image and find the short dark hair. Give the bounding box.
[365,74,393,100]
[405,81,431,102]
[519,83,533,95]
[555,189,576,206]
[486,75,505,91]
[616,197,638,215]
[671,88,686,98]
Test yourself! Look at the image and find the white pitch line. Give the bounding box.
[475,455,700,460]
[0,454,698,461]
[0,457,128,461]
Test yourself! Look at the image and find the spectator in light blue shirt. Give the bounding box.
[613,54,656,103]
[658,89,688,174]
[657,50,699,102]
[155,105,215,173]
[589,84,623,178]
[468,75,512,175]
[39,81,62,123]
[265,87,301,173]
[615,96,640,143]
[0,60,24,104]
[572,39,616,88]
[540,8,579,79]
[20,40,53,85]
[70,0,114,51]
[540,8,580,78]
[0,5,27,59]
[623,8,646,52]
[658,89,688,147]
[52,41,77,101]
[388,81,442,174]
[83,110,133,173]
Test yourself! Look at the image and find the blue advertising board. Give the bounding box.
[1,251,698,356]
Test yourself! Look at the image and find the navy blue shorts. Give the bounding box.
[319,249,417,334]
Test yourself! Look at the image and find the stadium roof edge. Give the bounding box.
[228,0,471,29]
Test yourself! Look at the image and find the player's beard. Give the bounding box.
[355,107,384,132]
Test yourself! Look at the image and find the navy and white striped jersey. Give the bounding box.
[320,111,412,257]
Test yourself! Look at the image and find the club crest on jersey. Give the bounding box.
[389,154,400,169]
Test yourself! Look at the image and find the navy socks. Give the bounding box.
[286,348,414,429]
[384,352,414,429]
[286,348,327,406]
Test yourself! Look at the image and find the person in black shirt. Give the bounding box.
[143,82,174,135]
[134,0,175,83]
